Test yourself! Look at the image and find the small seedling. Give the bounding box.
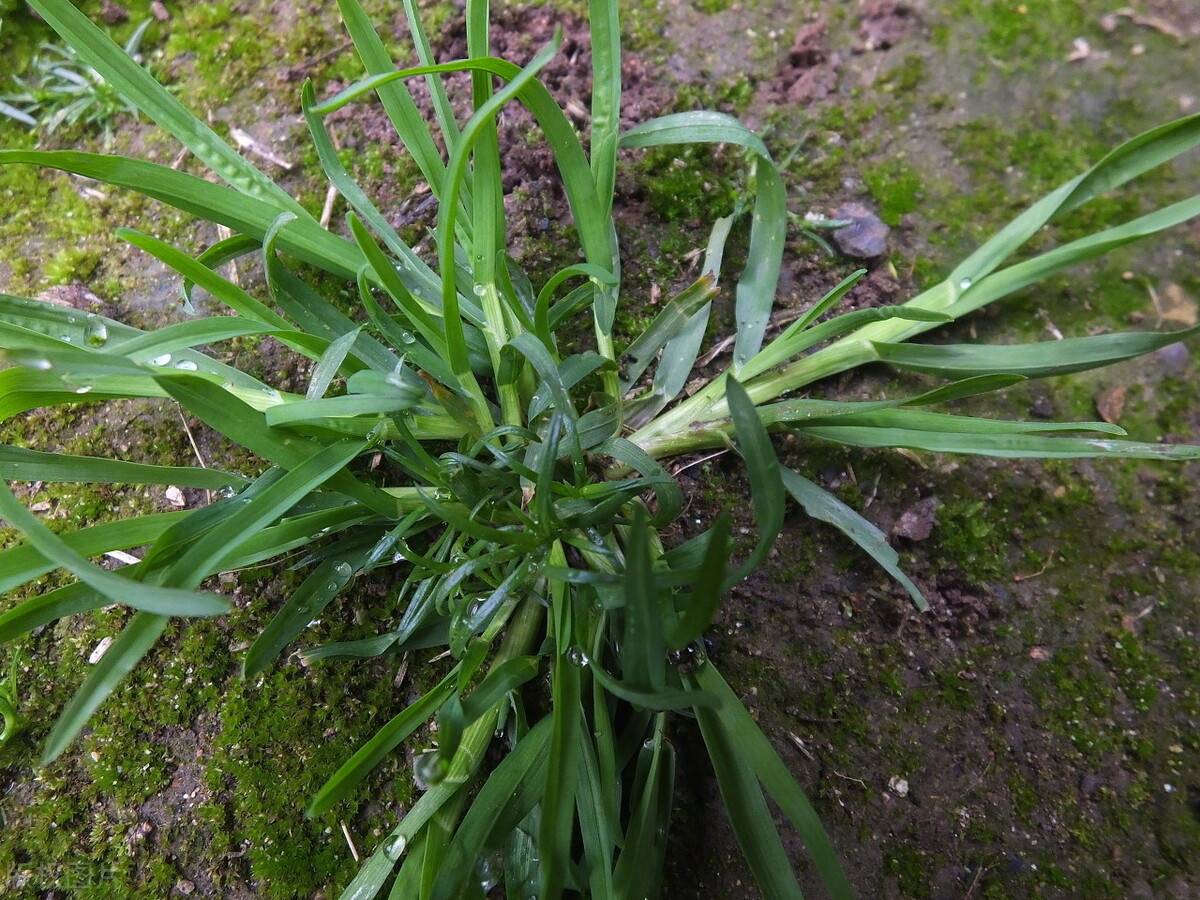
[0,18,151,139]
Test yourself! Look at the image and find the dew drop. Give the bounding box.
[475,852,502,893]
[152,353,172,367]
[84,317,108,347]
[958,277,972,291]
[472,283,486,297]
[28,358,52,371]
[383,834,408,861]
[73,385,93,394]
[60,334,73,343]
[413,749,445,791]
[567,647,589,668]
[175,359,199,372]
[333,561,352,579]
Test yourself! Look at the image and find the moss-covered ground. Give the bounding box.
[1,0,1198,896]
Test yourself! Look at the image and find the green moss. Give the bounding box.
[953,1,1090,64]
[932,499,1007,582]
[884,843,930,898]
[863,159,922,227]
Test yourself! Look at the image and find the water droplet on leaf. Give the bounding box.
[567,647,589,667]
[383,834,407,860]
[413,749,445,790]
[84,318,108,346]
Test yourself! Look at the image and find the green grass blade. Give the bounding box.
[743,299,950,381]
[621,112,786,369]
[242,552,358,677]
[591,663,715,710]
[0,444,244,489]
[0,511,185,595]
[307,326,361,400]
[264,393,420,427]
[40,611,169,763]
[26,0,306,215]
[158,377,398,518]
[0,481,230,617]
[797,422,1200,460]
[0,151,363,279]
[0,580,123,646]
[575,721,617,899]
[334,0,447,191]
[348,214,449,356]
[400,0,462,152]
[596,437,681,526]
[539,551,581,900]
[627,212,739,429]
[588,0,621,215]
[620,506,666,691]
[308,669,457,817]
[668,513,731,648]
[172,439,366,582]
[694,662,853,900]
[783,268,867,335]
[182,233,261,310]
[951,112,1200,288]
[301,81,446,309]
[119,228,290,327]
[782,467,926,612]
[106,316,280,358]
[438,656,540,761]
[872,324,1200,379]
[612,721,675,900]
[619,273,717,393]
[733,160,787,369]
[534,263,615,349]
[726,376,784,580]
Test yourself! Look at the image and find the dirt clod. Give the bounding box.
[859,0,917,51]
[771,18,840,103]
[892,496,938,541]
[99,1,130,25]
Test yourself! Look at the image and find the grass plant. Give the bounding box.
[0,1,1198,897]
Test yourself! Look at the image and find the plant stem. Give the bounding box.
[629,279,961,459]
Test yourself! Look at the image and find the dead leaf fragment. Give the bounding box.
[165,485,187,507]
[1100,7,1185,42]
[1095,385,1127,424]
[1158,283,1198,327]
[89,636,114,664]
[1029,646,1051,662]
